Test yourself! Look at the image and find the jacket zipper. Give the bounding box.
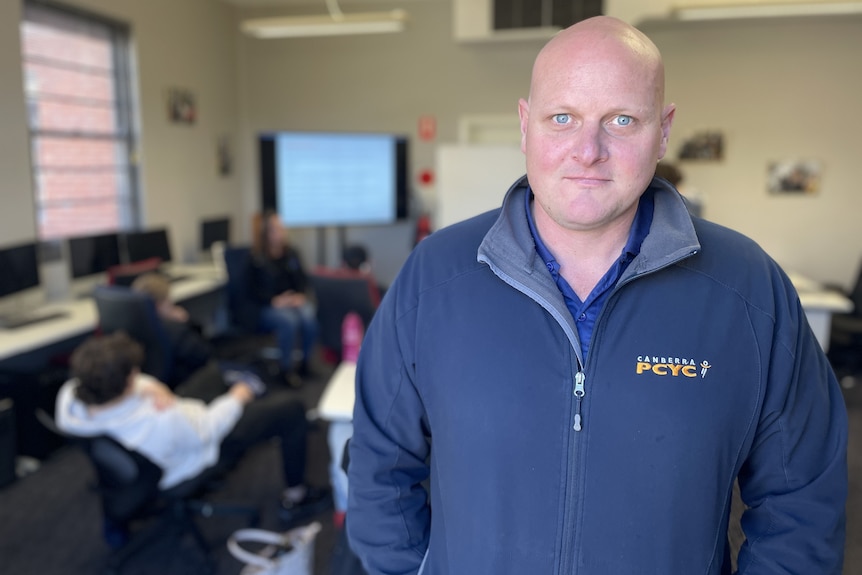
[573,368,585,432]
[561,250,699,575]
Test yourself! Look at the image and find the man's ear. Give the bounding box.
[518,98,530,154]
[658,103,676,159]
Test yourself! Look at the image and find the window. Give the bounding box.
[20,2,138,240]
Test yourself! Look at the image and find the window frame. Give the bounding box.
[20,0,140,241]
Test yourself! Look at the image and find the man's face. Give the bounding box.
[519,34,675,235]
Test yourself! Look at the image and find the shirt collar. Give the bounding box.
[526,186,655,274]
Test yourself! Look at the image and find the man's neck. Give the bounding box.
[535,209,636,300]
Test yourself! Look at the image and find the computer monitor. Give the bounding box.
[68,232,121,279]
[125,228,172,264]
[200,217,230,252]
[0,242,40,299]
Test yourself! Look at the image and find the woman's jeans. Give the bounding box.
[259,301,318,370]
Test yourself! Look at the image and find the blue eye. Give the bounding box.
[613,115,633,126]
[552,114,570,125]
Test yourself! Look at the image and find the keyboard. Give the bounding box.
[167,274,191,284]
[0,310,70,330]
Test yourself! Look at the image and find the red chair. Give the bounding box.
[308,267,380,364]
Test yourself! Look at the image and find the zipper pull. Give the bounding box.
[573,370,585,431]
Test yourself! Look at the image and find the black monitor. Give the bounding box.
[259,131,409,227]
[68,232,121,279]
[125,228,172,264]
[200,217,230,251]
[0,242,40,298]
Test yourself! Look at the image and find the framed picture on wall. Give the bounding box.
[678,130,724,161]
[167,88,196,125]
[768,159,821,195]
[217,134,232,177]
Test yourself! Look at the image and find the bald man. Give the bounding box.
[347,16,846,574]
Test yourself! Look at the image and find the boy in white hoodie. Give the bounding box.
[55,331,328,522]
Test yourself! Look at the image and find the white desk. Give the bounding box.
[0,264,225,362]
[317,361,357,513]
[790,273,853,352]
[318,361,357,422]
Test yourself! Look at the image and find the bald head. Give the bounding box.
[517,15,676,236]
[530,16,666,110]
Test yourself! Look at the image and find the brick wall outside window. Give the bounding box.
[20,3,136,241]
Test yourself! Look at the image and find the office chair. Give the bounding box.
[92,285,175,385]
[308,268,380,364]
[222,246,261,334]
[212,246,282,373]
[36,410,259,575]
[107,257,163,287]
[828,261,862,380]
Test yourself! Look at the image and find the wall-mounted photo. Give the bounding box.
[678,130,724,161]
[768,159,821,195]
[217,135,232,177]
[167,88,196,125]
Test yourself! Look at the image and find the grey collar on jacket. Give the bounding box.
[477,175,701,360]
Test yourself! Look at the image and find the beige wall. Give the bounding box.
[236,2,862,288]
[645,16,862,288]
[0,0,242,263]
[236,1,541,282]
[0,0,37,244]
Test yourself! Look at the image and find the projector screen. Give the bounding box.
[259,131,409,227]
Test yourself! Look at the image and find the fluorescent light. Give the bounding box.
[241,9,408,39]
[674,2,862,21]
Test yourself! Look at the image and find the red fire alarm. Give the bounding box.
[418,169,434,186]
[418,115,436,141]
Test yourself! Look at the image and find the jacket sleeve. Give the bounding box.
[346,285,431,575]
[735,294,847,574]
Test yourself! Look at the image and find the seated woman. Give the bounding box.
[251,211,318,385]
[55,331,329,524]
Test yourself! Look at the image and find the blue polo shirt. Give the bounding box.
[526,188,654,361]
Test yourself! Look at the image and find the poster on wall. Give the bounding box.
[768,159,821,195]
[678,130,724,161]
[217,135,233,177]
[167,88,196,125]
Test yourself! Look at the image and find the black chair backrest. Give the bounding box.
[850,263,862,316]
[81,435,163,523]
[93,285,174,383]
[223,246,261,332]
[309,270,379,357]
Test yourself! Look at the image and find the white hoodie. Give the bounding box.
[55,373,243,489]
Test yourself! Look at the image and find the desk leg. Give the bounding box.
[803,309,831,352]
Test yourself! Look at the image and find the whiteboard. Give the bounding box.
[435,144,527,229]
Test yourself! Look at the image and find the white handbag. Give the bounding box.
[228,522,321,575]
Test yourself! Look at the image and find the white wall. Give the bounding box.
[0,0,243,263]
